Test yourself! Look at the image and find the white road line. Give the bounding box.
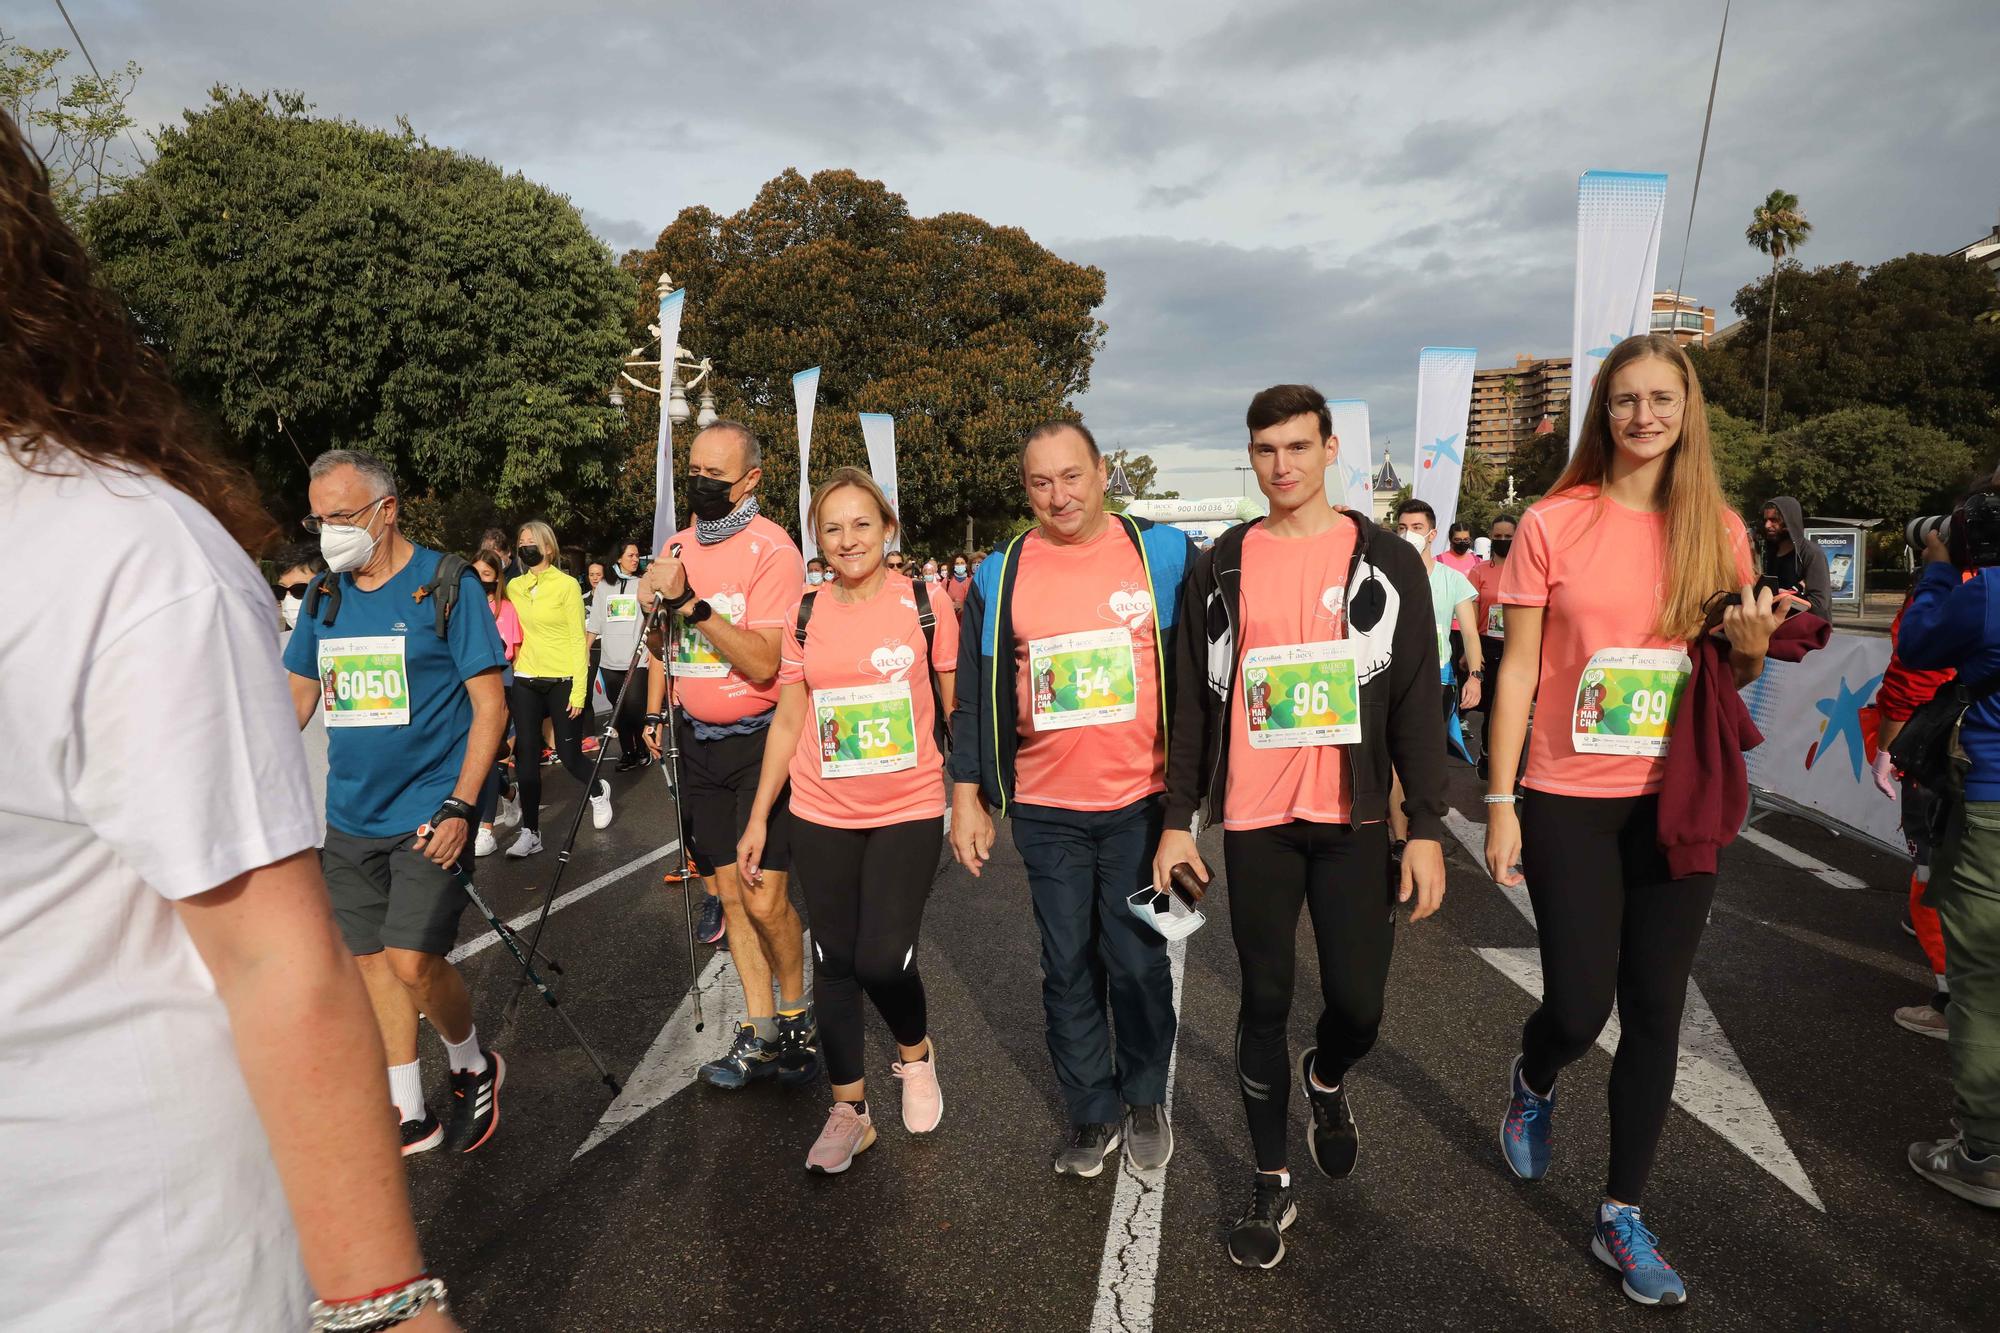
[447,841,679,964]
[1446,807,1824,1211]
[1089,937,1186,1333]
[1737,826,1868,891]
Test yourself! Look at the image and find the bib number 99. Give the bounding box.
[1625,688,1673,728]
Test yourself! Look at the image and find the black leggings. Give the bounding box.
[1519,790,1716,1203]
[791,815,943,1087]
[1224,820,1396,1173]
[598,664,647,757]
[508,676,604,832]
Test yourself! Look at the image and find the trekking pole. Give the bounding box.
[506,590,676,1026]
[653,655,706,1034]
[433,854,621,1095]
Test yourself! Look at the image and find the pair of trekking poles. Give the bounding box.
[461,581,707,1097]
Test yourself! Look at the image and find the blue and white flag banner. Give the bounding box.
[1570,169,1667,452]
[857,412,902,553]
[649,287,687,555]
[793,366,822,558]
[1325,398,1373,515]
[1409,347,1477,552]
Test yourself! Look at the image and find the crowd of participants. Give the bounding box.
[7,97,2000,1333]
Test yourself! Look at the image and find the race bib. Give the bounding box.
[1028,628,1138,732]
[1571,648,1691,756]
[318,636,411,728]
[1484,603,1505,639]
[1242,641,1361,749]
[813,682,918,778]
[670,600,741,678]
[606,594,639,623]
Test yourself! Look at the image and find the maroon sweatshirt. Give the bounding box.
[1656,614,1831,878]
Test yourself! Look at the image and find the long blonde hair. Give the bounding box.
[1550,333,1738,639]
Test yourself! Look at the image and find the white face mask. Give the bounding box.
[807,571,825,585]
[319,498,386,574]
[280,593,301,629]
[1401,529,1429,553]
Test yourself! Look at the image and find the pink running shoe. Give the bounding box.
[893,1042,944,1134]
[806,1102,876,1174]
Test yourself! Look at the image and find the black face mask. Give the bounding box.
[1450,540,1471,555]
[1490,537,1513,561]
[688,474,743,523]
[517,545,543,568]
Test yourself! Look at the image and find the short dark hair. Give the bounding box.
[1395,498,1436,527]
[1246,384,1331,439]
[1020,420,1100,479]
[1491,512,1518,529]
[1448,522,1471,538]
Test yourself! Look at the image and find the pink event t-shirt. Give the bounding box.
[1010,523,1165,811]
[1225,522,1360,830]
[1469,558,1507,642]
[665,515,804,725]
[778,573,959,829]
[1498,486,1754,797]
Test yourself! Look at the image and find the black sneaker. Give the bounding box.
[1299,1047,1360,1178]
[695,891,726,945]
[400,1110,443,1157]
[442,1050,504,1154]
[771,1011,821,1086]
[1054,1122,1124,1178]
[1227,1173,1297,1269]
[617,751,654,773]
[699,1024,781,1089]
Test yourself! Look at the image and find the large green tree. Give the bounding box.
[1757,405,1976,523]
[614,168,1106,552]
[1745,188,1812,432]
[1692,253,2000,455]
[85,90,634,539]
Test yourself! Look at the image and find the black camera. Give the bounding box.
[1908,492,2000,568]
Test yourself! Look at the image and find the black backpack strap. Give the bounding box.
[794,589,819,649]
[304,570,342,628]
[424,553,470,638]
[911,580,950,750]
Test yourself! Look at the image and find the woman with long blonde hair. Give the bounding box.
[1483,333,1779,1306]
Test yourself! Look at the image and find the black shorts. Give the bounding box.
[675,714,792,876]
[321,827,468,956]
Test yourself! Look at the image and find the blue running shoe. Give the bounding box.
[1500,1054,1554,1180]
[699,1024,780,1089]
[694,890,726,945]
[1592,1205,1686,1306]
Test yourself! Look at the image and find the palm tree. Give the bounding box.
[1745,189,1813,432]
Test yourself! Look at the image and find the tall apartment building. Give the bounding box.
[1467,354,1571,469]
[1650,290,1716,346]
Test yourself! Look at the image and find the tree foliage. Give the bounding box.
[1,29,138,227]
[1758,406,1977,523]
[1105,448,1179,500]
[1690,253,2000,454]
[84,90,634,536]
[614,169,1106,552]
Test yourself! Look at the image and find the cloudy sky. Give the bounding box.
[15,0,1998,496]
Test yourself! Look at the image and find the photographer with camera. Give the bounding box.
[1896,486,2000,1208]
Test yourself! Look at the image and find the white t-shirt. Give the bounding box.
[0,446,317,1329]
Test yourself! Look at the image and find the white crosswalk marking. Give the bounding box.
[1444,809,1825,1212]
[1737,826,1869,891]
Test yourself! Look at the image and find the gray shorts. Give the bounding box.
[321,827,468,956]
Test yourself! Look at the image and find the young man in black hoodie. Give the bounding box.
[1152,384,1448,1269]
[1759,497,1832,620]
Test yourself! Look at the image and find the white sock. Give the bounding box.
[1936,973,1950,994]
[388,1060,426,1122]
[1310,1071,1340,1095]
[1600,1201,1636,1223]
[442,1023,487,1075]
[1262,1168,1291,1187]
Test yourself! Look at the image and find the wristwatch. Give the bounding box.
[1467,669,1485,679]
[686,598,714,625]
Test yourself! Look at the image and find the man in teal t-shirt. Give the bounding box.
[1389,499,1486,840]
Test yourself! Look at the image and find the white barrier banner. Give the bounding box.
[858,412,901,552]
[793,366,822,558]
[1125,496,1265,524]
[1327,398,1373,515]
[1410,347,1477,552]
[1570,169,1666,452]
[649,287,687,555]
[1740,630,1901,851]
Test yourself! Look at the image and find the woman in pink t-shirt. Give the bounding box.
[737,468,958,1176]
[1482,334,1778,1307]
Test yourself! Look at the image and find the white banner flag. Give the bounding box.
[857,413,901,552]
[1570,169,1667,452]
[649,287,687,555]
[1325,398,1373,515]
[793,366,822,558]
[1740,631,1901,855]
[1409,347,1477,552]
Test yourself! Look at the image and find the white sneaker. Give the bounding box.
[494,793,521,829]
[506,828,544,858]
[590,784,614,831]
[474,826,499,858]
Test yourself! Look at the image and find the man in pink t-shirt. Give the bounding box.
[643,421,815,1091]
[946,421,1195,1179]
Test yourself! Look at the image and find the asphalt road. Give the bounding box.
[404,748,2000,1332]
